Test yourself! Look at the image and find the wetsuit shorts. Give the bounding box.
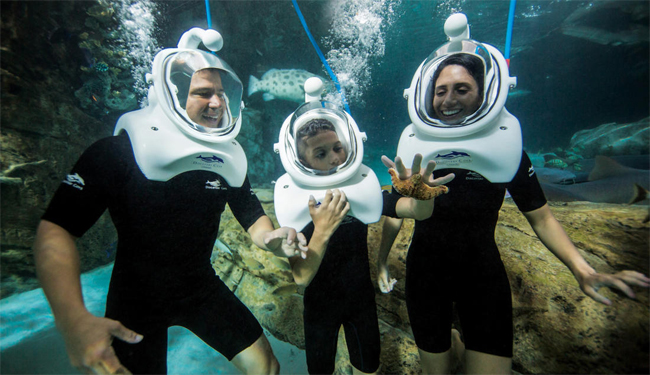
[106,275,263,374]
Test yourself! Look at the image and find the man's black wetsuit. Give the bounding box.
[405,152,546,358]
[42,133,265,373]
[300,191,400,374]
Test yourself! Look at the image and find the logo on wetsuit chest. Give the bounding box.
[465,171,485,181]
[205,179,227,190]
[528,166,535,177]
[63,173,85,190]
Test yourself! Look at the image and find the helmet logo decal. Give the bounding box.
[196,155,224,163]
[434,151,472,167]
[435,151,471,159]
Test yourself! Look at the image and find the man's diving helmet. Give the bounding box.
[398,13,522,182]
[273,78,383,230]
[150,28,243,142]
[114,28,248,185]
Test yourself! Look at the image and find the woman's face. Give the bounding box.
[432,65,481,125]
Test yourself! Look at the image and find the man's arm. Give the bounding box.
[523,204,650,305]
[34,220,142,374]
[247,216,309,258]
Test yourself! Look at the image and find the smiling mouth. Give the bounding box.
[202,113,221,122]
[442,109,462,116]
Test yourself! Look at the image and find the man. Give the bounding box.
[34,29,307,374]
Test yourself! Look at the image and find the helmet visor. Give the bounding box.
[416,40,501,127]
[163,50,243,137]
[285,101,357,176]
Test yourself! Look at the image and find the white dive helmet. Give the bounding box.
[398,13,522,182]
[150,28,243,142]
[273,78,383,230]
[114,28,248,186]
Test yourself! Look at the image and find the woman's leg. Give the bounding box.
[231,334,279,375]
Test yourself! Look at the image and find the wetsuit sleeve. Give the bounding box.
[507,151,547,213]
[381,190,400,218]
[227,177,266,231]
[41,136,124,238]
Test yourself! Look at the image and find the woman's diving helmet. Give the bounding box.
[273,78,383,230]
[114,28,248,186]
[398,13,523,182]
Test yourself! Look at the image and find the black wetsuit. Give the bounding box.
[405,152,546,358]
[300,191,400,374]
[42,133,265,374]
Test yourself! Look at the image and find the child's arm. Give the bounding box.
[290,189,350,287]
[377,217,403,293]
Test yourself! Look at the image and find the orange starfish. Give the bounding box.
[389,168,449,200]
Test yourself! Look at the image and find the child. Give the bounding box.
[286,117,452,374]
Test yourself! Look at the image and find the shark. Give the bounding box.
[540,155,649,204]
[248,69,329,103]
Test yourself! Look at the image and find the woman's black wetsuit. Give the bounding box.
[405,152,546,357]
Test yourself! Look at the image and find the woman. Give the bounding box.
[378,51,649,374]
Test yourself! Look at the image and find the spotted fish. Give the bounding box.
[248,69,327,103]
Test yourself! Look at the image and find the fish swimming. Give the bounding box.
[248,69,328,103]
[271,284,301,297]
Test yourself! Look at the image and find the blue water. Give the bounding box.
[0,264,307,374]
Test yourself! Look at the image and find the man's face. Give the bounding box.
[432,65,481,125]
[299,130,347,171]
[186,69,226,128]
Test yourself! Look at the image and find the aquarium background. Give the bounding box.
[1,0,648,374]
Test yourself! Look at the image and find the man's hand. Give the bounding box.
[263,227,309,259]
[61,313,142,374]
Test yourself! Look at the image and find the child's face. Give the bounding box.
[299,130,347,171]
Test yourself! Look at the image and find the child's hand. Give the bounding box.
[309,189,350,238]
[378,263,397,293]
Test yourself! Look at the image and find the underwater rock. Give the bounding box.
[215,194,648,374]
[1,1,118,299]
[569,117,649,158]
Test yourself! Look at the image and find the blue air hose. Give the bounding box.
[204,0,213,29]
[504,0,517,67]
[291,0,352,115]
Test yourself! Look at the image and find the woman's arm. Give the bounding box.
[523,203,650,305]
